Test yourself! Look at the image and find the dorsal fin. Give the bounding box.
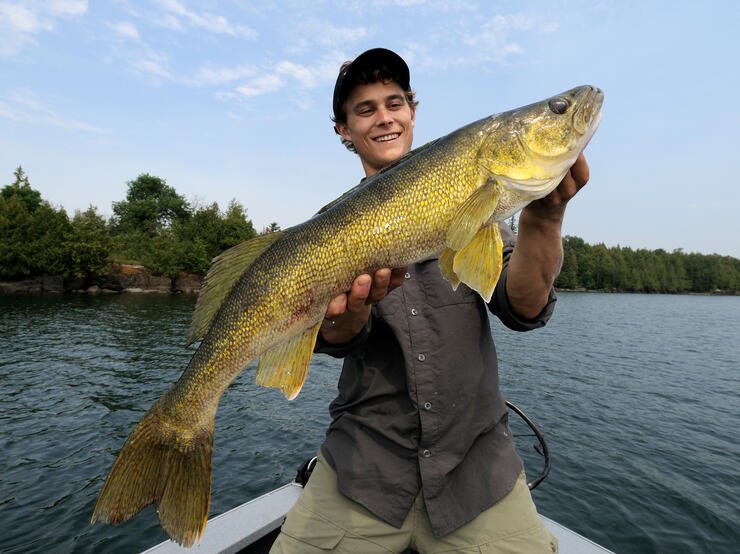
[315,137,442,216]
[186,231,284,345]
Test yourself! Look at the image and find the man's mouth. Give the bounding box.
[373,133,400,143]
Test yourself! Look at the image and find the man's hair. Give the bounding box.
[332,62,419,154]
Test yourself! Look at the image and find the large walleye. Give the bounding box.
[92,85,603,546]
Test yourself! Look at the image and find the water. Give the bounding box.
[0,292,738,553]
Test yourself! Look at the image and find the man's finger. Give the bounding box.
[346,274,372,312]
[389,267,408,290]
[368,268,391,303]
[570,153,589,189]
[325,293,347,318]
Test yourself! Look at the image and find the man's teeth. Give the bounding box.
[374,133,400,142]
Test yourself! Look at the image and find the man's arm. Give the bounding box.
[505,154,590,319]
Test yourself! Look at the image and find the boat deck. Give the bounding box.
[143,483,613,553]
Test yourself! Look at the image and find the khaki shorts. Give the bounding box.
[270,453,557,553]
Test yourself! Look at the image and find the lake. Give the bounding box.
[0,292,738,553]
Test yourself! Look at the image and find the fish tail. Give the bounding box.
[91,402,214,547]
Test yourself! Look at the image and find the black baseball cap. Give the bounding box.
[332,48,410,121]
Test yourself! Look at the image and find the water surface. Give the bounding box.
[1,292,738,552]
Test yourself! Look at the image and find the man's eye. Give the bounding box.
[389,102,402,109]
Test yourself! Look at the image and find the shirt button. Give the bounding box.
[404,272,411,279]
[410,308,418,316]
[424,402,432,410]
[418,353,426,362]
[422,449,431,458]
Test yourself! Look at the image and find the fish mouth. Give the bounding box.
[372,132,401,143]
[572,86,604,136]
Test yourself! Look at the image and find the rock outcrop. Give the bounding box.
[0,265,203,295]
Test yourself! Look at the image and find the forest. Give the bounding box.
[1,167,738,294]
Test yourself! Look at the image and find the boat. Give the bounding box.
[142,402,614,553]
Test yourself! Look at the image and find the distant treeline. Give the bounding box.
[554,236,740,293]
[1,167,738,293]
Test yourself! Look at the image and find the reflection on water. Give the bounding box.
[1,292,738,552]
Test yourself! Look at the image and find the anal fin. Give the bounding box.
[255,321,322,400]
[452,224,503,303]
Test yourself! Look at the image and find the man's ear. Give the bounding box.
[335,122,352,142]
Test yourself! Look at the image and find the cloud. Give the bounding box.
[0,0,88,56]
[109,21,139,41]
[230,53,345,100]
[154,0,257,39]
[236,74,283,98]
[190,64,256,86]
[0,90,108,133]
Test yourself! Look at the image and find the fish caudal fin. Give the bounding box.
[91,404,214,547]
[452,223,503,303]
[256,321,322,400]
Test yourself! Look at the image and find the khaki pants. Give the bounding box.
[270,453,557,553]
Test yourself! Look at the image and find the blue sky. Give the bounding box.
[1,1,739,256]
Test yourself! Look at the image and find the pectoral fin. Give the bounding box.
[255,321,322,400]
[446,180,501,251]
[452,224,503,303]
[439,248,460,290]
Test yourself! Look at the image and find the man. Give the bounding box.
[271,48,589,553]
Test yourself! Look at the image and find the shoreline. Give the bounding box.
[2,276,737,297]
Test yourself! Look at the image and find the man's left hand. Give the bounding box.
[521,153,590,222]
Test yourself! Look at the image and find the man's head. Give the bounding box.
[332,48,419,176]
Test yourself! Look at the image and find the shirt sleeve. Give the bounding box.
[313,316,372,358]
[488,222,557,331]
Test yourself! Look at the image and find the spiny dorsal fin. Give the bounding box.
[439,247,460,290]
[186,231,284,345]
[446,179,501,251]
[315,138,442,216]
[452,224,503,303]
[255,321,322,400]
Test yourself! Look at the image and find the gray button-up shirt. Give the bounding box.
[315,223,556,537]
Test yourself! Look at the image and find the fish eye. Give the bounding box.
[548,98,570,115]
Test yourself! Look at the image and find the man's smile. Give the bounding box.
[373,133,401,142]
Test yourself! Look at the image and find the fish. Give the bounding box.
[91,85,603,546]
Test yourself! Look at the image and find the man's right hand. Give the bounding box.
[321,267,407,345]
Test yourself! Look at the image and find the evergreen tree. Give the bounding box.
[1,166,42,212]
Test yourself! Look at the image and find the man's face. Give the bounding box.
[336,80,415,177]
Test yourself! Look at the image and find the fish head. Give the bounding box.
[479,85,603,201]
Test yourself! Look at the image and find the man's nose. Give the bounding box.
[376,108,393,126]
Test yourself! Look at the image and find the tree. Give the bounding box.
[68,206,112,279]
[1,166,42,212]
[112,174,191,235]
[264,222,281,234]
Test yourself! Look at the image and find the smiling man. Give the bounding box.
[270,48,589,553]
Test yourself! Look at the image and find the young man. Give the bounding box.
[271,48,589,553]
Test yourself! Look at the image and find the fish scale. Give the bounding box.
[91,85,603,547]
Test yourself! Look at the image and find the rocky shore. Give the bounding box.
[0,264,203,295]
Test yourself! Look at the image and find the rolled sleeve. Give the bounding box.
[488,221,557,331]
[313,317,372,358]
[489,268,557,331]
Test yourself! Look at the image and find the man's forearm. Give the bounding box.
[505,206,564,319]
